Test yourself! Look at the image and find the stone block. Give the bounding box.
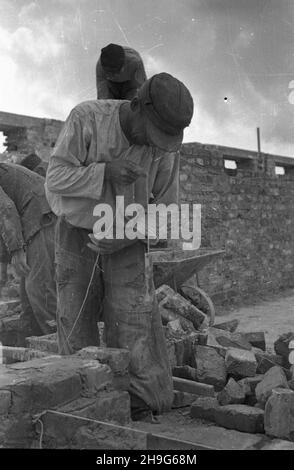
[172,365,198,382]
[264,388,294,440]
[214,319,239,333]
[173,377,215,397]
[217,378,245,405]
[214,405,264,433]
[242,332,266,351]
[225,348,257,378]
[190,397,220,421]
[208,327,252,351]
[158,287,207,330]
[238,375,264,396]
[193,345,227,390]
[255,366,289,407]
[77,347,130,374]
[255,351,284,374]
[2,356,113,414]
[26,334,58,354]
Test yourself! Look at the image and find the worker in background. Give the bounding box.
[46,72,194,421]
[20,153,48,178]
[0,163,57,336]
[96,43,147,100]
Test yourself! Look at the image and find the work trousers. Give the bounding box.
[55,216,173,414]
[20,217,57,335]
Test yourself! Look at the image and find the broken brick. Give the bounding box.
[217,378,245,406]
[225,348,257,378]
[192,345,227,390]
[255,366,289,408]
[214,404,264,433]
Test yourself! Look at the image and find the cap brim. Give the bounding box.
[144,115,183,152]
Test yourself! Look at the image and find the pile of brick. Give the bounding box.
[156,284,294,442]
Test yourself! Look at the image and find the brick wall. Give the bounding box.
[180,143,294,305]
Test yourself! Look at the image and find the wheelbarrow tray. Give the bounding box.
[151,248,224,289]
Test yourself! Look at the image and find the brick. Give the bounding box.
[26,333,58,354]
[172,366,198,382]
[256,366,289,407]
[242,332,266,351]
[218,378,245,405]
[255,351,284,374]
[264,388,294,440]
[192,345,227,390]
[157,287,208,330]
[225,348,257,378]
[214,405,264,433]
[2,356,112,414]
[238,375,264,396]
[77,347,130,374]
[208,327,252,351]
[214,320,239,333]
[173,377,215,397]
[190,397,220,421]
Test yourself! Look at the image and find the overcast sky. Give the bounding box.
[1,0,294,156]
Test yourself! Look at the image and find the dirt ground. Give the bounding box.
[215,288,294,350]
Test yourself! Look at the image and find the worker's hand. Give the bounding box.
[87,234,135,255]
[104,160,145,186]
[11,249,30,277]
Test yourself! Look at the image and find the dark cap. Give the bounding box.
[20,153,41,171]
[137,73,194,152]
[101,44,125,73]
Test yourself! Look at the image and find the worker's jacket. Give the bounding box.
[0,163,53,261]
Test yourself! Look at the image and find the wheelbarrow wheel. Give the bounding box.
[180,284,215,327]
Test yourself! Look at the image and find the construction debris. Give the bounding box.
[264,388,294,440]
[225,348,257,378]
[255,366,289,408]
[217,378,246,405]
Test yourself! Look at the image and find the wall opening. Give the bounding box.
[275,165,285,176]
[0,132,5,153]
[224,159,237,176]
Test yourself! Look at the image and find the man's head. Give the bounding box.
[20,153,41,171]
[100,43,125,74]
[125,73,194,152]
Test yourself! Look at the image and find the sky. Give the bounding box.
[1,0,294,156]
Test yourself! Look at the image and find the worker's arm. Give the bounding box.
[0,186,30,277]
[46,108,106,200]
[0,186,26,254]
[46,108,144,200]
[96,60,112,99]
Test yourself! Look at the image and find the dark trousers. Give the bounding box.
[55,216,173,414]
[20,219,57,336]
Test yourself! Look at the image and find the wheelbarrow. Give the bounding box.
[148,248,225,327]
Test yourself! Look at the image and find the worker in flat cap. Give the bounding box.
[46,72,194,421]
[96,43,147,100]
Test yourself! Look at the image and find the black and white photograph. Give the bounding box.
[0,0,294,458]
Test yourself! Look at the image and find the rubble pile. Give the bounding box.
[157,284,294,442]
